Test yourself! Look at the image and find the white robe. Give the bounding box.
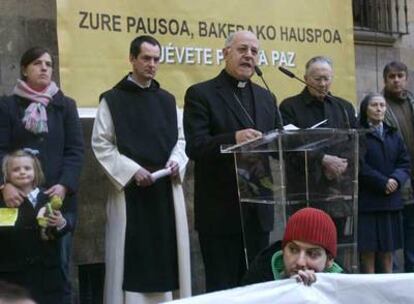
[91,99,191,304]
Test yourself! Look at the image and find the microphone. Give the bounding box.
[254,65,263,77]
[279,66,318,91]
[278,66,295,78]
[278,66,351,129]
[254,66,284,130]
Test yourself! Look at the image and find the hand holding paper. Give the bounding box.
[151,167,172,181]
[135,162,177,186]
[134,167,154,187]
[165,160,179,177]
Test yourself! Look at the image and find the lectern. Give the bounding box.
[221,128,361,272]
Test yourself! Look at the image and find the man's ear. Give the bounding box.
[223,47,229,58]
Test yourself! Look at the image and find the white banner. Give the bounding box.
[167,273,414,304]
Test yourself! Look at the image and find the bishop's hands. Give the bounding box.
[235,128,262,144]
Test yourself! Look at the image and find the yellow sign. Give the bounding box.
[57,0,356,108]
[0,208,18,227]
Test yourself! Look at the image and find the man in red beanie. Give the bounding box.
[243,207,344,286]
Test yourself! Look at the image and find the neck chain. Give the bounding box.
[233,92,255,126]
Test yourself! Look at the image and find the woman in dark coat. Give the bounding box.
[0,46,84,303]
[358,93,410,273]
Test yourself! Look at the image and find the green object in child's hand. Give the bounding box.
[37,216,48,228]
[50,195,63,210]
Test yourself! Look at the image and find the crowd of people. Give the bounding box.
[0,30,413,304]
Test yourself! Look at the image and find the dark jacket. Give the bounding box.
[0,190,72,303]
[359,124,410,212]
[242,241,281,285]
[279,88,357,202]
[184,70,281,234]
[383,90,414,205]
[0,91,84,229]
[280,87,357,129]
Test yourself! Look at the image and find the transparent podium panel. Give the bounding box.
[221,129,361,273]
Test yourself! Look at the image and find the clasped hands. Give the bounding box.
[385,178,398,195]
[322,154,348,180]
[292,269,317,286]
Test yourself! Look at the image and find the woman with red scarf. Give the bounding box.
[0,47,84,304]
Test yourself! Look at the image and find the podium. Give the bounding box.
[221,128,361,273]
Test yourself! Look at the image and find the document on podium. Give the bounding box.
[283,119,328,130]
[221,119,330,152]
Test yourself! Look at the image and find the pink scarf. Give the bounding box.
[12,79,59,134]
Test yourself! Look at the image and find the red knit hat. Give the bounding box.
[282,207,337,257]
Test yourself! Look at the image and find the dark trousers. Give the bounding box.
[78,263,105,304]
[199,232,269,292]
[61,233,72,304]
[0,264,64,304]
[403,204,414,272]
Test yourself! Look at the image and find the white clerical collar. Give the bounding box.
[237,81,247,88]
[27,187,40,207]
[127,74,151,89]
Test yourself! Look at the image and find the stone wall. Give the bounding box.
[0,0,59,95]
[354,0,414,103]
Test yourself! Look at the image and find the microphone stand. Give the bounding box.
[254,66,284,130]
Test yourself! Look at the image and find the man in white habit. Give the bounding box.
[91,35,191,304]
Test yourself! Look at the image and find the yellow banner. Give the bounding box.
[57,0,356,108]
